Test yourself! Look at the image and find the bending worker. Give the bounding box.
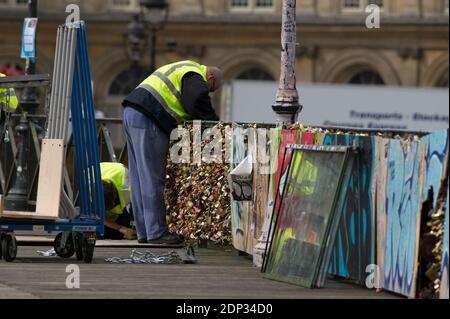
[101,162,136,240]
[0,72,19,129]
[122,60,223,245]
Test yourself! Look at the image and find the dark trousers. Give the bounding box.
[123,107,169,241]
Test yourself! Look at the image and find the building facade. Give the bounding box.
[0,0,448,119]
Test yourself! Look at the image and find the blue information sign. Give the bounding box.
[21,18,38,59]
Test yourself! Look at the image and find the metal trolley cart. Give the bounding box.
[0,21,105,263]
[0,216,103,264]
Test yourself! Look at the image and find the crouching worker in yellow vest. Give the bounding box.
[0,73,19,129]
[101,162,137,240]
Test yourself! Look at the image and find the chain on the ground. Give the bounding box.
[105,249,184,264]
[37,248,58,257]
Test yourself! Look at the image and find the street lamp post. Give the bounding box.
[125,14,147,68]
[5,0,39,211]
[125,0,170,74]
[150,27,157,73]
[254,0,302,267]
[21,0,39,112]
[140,0,169,73]
[272,0,302,126]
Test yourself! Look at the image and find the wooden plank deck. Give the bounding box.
[0,246,401,299]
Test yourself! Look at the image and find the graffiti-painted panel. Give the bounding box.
[356,136,376,282]
[440,180,449,299]
[320,134,375,282]
[252,159,270,241]
[374,137,391,281]
[231,126,254,254]
[273,130,299,219]
[323,134,354,279]
[420,130,449,205]
[262,129,282,238]
[384,140,422,298]
[301,131,315,145]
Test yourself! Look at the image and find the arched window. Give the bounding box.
[109,67,147,96]
[349,70,385,85]
[236,68,275,81]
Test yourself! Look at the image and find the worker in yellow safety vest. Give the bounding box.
[101,162,137,240]
[122,60,223,245]
[0,72,19,127]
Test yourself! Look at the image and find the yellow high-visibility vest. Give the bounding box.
[138,60,207,123]
[100,162,132,221]
[0,73,19,122]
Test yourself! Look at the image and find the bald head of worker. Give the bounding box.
[206,66,223,93]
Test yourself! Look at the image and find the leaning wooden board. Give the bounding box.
[0,139,64,221]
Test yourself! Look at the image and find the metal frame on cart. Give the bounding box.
[0,21,104,264]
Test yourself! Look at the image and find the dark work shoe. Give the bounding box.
[138,238,148,244]
[148,233,184,245]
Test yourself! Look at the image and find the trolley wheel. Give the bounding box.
[82,236,96,264]
[2,234,18,262]
[74,233,84,261]
[54,232,75,259]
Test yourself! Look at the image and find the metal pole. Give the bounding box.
[21,0,39,114]
[27,0,38,77]
[62,26,77,143]
[150,27,157,74]
[254,0,302,268]
[56,27,68,138]
[48,26,62,138]
[272,0,302,126]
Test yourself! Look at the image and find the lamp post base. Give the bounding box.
[272,103,302,126]
[253,239,269,268]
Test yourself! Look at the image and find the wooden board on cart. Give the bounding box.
[0,139,64,221]
[0,211,59,220]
